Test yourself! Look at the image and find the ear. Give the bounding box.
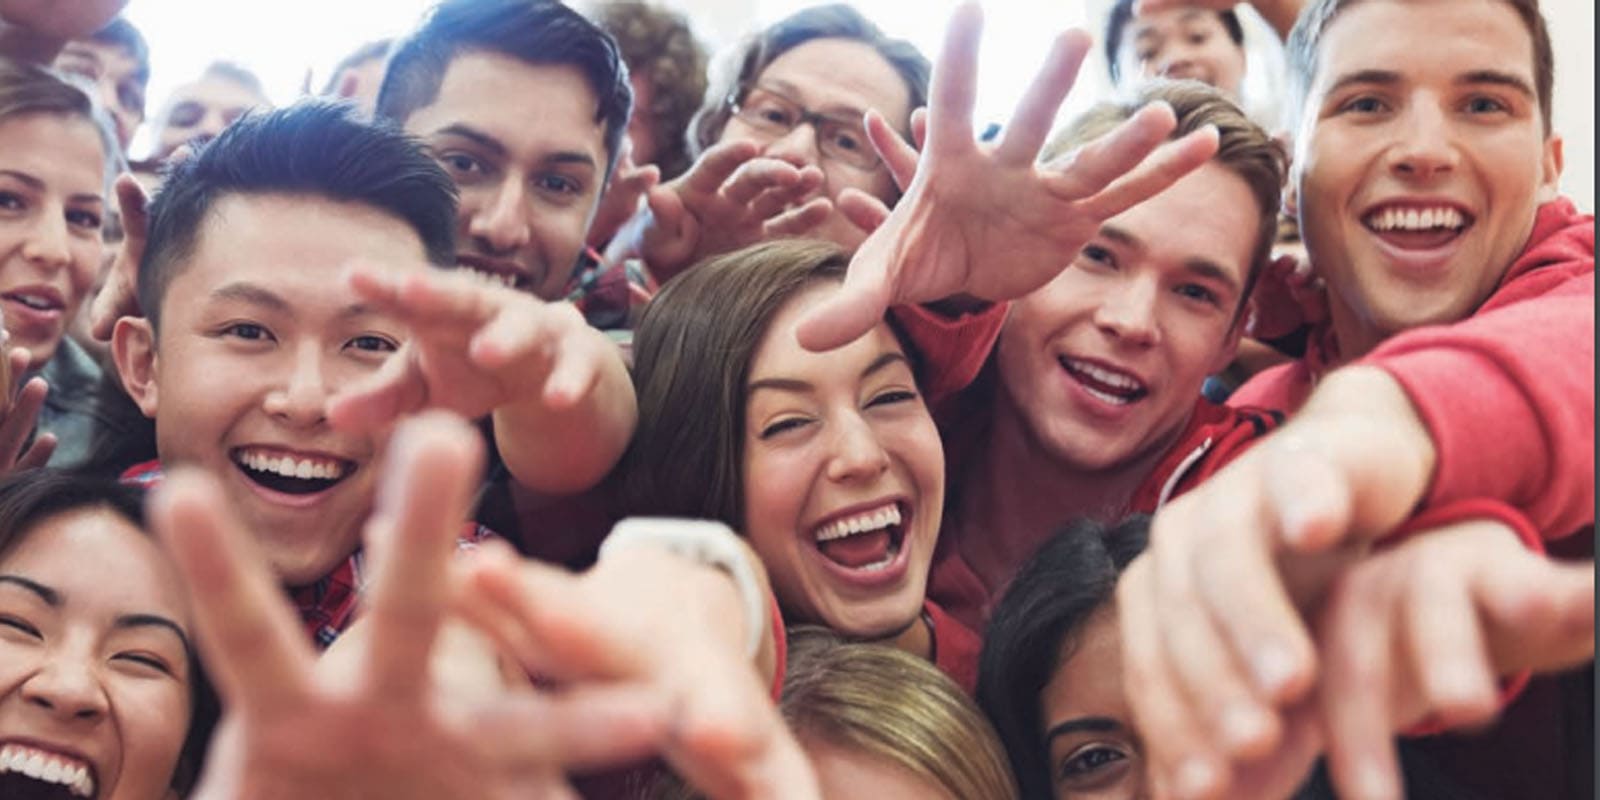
[1536,133,1564,203]
[112,316,160,418]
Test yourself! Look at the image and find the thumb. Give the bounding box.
[794,262,892,353]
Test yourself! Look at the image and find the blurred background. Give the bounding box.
[122,0,1592,209]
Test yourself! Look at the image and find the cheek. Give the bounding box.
[113,679,192,788]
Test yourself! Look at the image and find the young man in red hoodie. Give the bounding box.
[1115,1,1594,797]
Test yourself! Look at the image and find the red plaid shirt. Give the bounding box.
[121,460,495,649]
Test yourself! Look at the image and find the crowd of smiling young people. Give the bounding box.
[0,0,1592,797]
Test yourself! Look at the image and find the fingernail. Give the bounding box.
[1221,704,1272,751]
[1252,646,1298,696]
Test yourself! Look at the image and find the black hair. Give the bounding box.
[1104,0,1245,85]
[0,469,220,795]
[376,0,633,177]
[976,515,1150,799]
[137,99,458,330]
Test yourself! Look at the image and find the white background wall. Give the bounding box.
[124,0,1593,210]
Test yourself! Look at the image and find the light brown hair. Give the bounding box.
[590,1,707,180]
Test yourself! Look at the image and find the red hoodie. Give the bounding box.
[1233,197,1595,540]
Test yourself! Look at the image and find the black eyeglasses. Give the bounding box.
[728,85,881,171]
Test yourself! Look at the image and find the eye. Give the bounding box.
[67,208,103,231]
[1059,744,1129,780]
[828,128,865,153]
[220,322,273,342]
[759,417,811,439]
[1464,95,1509,115]
[0,191,26,212]
[1187,31,1210,45]
[1079,243,1117,269]
[113,651,175,676]
[1175,283,1220,306]
[117,83,145,114]
[534,173,581,196]
[437,151,488,181]
[866,389,918,408]
[346,334,398,353]
[0,614,41,638]
[1339,95,1388,114]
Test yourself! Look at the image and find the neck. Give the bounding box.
[883,609,933,661]
[953,398,1164,592]
[1327,294,1385,365]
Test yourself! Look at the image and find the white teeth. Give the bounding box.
[236,449,347,481]
[1082,384,1135,406]
[1366,205,1466,231]
[814,503,902,543]
[0,743,95,797]
[466,269,519,289]
[1068,360,1142,392]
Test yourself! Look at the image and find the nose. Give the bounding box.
[824,412,891,485]
[1093,275,1161,348]
[20,210,73,273]
[23,651,109,722]
[467,176,532,254]
[762,122,822,170]
[262,341,331,427]
[1387,99,1460,183]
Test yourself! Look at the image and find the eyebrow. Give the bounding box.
[758,78,867,121]
[0,170,44,192]
[1045,716,1126,744]
[1324,69,1404,97]
[748,351,910,395]
[1458,70,1537,99]
[1098,224,1145,254]
[1184,258,1241,295]
[431,123,597,170]
[209,282,370,318]
[116,613,193,654]
[0,575,60,605]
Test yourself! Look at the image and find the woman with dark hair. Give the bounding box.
[619,238,981,691]
[605,4,930,282]
[0,468,217,798]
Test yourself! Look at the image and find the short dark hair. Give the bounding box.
[1285,0,1554,133]
[89,16,151,94]
[138,100,458,330]
[1103,0,1245,85]
[975,515,1150,800]
[689,4,929,159]
[376,0,632,177]
[0,468,219,796]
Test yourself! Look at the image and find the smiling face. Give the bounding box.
[719,37,910,249]
[0,112,106,370]
[114,193,424,586]
[995,162,1254,473]
[0,507,192,800]
[741,285,943,638]
[404,51,607,301]
[1118,8,1245,98]
[1293,0,1562,358]
[1039,608,1144,799]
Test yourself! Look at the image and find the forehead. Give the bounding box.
[405,51,606,164]
[1040,608,1126,723]
[173,193,427,303]
[166,76,265,112]
[1313,0,1536,88]
[1100,161,1259,284]
[0,113,107,194]
[0,508,187,624]
[756,38,913,121]
[1128,7,1230,41]
[749,284,905,380]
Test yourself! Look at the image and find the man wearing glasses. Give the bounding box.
[603,4,928,283]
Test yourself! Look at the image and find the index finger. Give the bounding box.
[681,140,762,197]
[148,469,316,712]
[993,28,1092,165]
[925,1,982,151]
[359,412,487,698]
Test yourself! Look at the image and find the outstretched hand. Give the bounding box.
[0,346,55,475]
[795,1,1219,352]
[148,412,671,799]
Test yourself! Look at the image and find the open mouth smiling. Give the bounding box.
[230,446,354,495]
[1059,356,1149,406]
[1361,202,1474,250]
[812,501,907,573]
[0,742,97,799]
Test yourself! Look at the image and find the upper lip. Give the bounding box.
[455,254,534,289]
[1058,353,1152,392]
[0,284,67,310]
[806,496,910,535]
[0,736,102,795]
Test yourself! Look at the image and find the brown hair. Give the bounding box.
[590,1,707,180]
[0,56,121,189]
[782,627,1019,799]
[687,4,929,160]
[618,239,923,530]
[1285,0,1554,133]
[1043,80,1286,319]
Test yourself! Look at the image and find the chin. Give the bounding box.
[821,597,922,641]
